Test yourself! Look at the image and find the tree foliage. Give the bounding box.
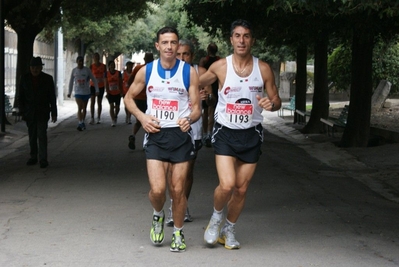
[328,38,399,94]
[328,44,352,92]
[120,0,230,63]
[372,37,399,93]
[59,0,158,57]
[3,0,159,109]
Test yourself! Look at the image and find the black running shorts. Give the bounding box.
[212,122,263,163]
[145,127,195,163]
[90,86,105,98]
[106,94,121,105]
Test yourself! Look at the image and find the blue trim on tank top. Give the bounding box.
[145,59,190,89]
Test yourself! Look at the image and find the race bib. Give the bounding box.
[109,82,118,91]
[97,77,104,84]
[225,103,253,124]
[77,78,86,87]
[151,98,179,121]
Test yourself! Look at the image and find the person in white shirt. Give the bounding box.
[68,56,99,131]
[200,19,282,250]
[124,27,201,252]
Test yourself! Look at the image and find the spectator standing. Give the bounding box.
[124,27,201,252]
[19,57,58,168]
[200,19,282,250]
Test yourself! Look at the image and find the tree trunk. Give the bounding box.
[13,29,39,109]
[294,45,307,124]
[340,25,374,147]
[302,31,329,134]
[6,0,62,109]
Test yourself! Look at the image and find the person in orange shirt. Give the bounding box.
[122,61,134,124]
[127,53,154,149]
[89,52,107,124]
[105,60,123,127]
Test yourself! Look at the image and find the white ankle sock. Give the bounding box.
[225,219,235,227]
[212,208,223,220]
[153,209,164,217]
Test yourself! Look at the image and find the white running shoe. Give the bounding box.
[204,215,223,246]
[218,224,241,249]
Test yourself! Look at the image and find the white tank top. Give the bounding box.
[146,59,191,128]
[215,55,264,129]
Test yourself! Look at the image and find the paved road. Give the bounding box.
[0,100,398,266]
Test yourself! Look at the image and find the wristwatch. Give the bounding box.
[271,102,275,110]
[185,116,192,124]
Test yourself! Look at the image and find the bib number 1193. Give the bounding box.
[225,103,253,124]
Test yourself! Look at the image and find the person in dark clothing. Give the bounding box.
[199,43,220,147]
[19,57,58,168]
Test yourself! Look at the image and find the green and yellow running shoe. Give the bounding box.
[150,214,165,245]
[170,230,186,252]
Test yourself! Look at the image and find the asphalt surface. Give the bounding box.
[1,99,398,267]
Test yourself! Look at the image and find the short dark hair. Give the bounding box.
[76,56,84,62]
[144,53,154,63]
[207,43,218,54]
[156,26,179,42]
[108,60,115,67]
[230,19,253,37]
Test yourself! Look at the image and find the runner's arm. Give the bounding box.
[124,67,160,133]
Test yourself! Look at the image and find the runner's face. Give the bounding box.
[177,45,193,64]
[109,62,115,71]
[76,59,84,68]
[155,33,179,61]
[230,26,254,56]
[93,54,100,63]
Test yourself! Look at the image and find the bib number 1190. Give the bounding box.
[151,98,179,121]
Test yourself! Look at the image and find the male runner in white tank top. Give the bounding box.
[200,19,282,249]
[124,27,201,253]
